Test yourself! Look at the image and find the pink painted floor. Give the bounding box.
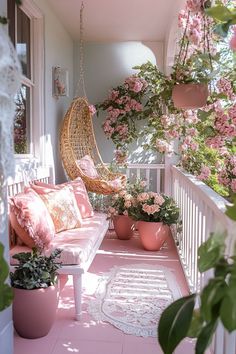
[14,232,197,354]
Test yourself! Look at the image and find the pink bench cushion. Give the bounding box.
[10,213,109,267]
[50,212,108,265]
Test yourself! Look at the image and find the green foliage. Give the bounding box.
[206,4,236,37]
[226,194,236,220]
[10,248,62,290]
[158,294,196,354]
[198,231,226,272]
[0,243,13,312]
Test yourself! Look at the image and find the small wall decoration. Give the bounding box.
[52,66,69,98]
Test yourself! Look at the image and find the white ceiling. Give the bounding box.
[47,0,185,42]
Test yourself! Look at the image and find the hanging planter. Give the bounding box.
[172,83,209,109]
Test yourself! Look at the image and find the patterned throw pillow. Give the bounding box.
[77,155,99,179]
[9,188,55,249]
[39,187,82,233]
[33,177,94,218]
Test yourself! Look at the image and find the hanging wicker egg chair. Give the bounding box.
[59,97,126,195]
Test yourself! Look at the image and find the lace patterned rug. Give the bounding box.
[88,263,182,337]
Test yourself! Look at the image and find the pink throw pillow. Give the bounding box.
[37,187,83,233]
[77,155,99,179]
[33,177,94,218]
[9,188,55,249]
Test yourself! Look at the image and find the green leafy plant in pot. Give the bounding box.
[10,248,62,339]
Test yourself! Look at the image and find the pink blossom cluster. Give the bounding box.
[186,0,206,12]
[114,149,128,165]
[156,139,173,154]
[214,108,236,138]
[125,76,148,93]
[135,191,165,215]
[142,203,160,215]
[197,165,211,181]
[216,78,234,100]
[89,104,96,115]
[180,136,199,152]
[206,136,224,150]
[183,110,199,124]
[115,124,129,139]
[103,119,114,138]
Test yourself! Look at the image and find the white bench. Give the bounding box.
[8,168,109,321]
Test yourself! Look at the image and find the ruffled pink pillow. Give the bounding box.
[9,188,55,249]
[77,155,99,179]
[33,177,94,218]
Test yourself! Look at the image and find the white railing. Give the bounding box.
[125,163,165,193]
[171,166,235,354]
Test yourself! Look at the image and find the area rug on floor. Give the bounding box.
[88,263,182,337]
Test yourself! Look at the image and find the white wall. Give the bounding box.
[75,41,164,164]
[34,0,74,183]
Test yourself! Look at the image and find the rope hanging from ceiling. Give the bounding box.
[59,2,126,194]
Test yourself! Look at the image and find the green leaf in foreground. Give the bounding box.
[220,277,236,332]
[158,294,196,354]
[0,284,14,312]
[196,320,218,354]
[200,278,227,322]
[198,231,226,273]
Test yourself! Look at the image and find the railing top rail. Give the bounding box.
[171,166,235,235]
[126,163,165,169]
[171,166,229,214]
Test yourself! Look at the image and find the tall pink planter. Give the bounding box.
[172,83,209,109]
[138,221,170,251]
[113,215,135,240]
[13,285,58,339]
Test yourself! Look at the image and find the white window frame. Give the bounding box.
[13,0,45,166]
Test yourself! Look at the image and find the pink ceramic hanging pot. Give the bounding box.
[172,83,209,109]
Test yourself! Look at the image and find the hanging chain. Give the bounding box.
[75,1,87,98]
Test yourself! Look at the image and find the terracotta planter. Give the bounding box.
[138,221,170,251]
[172,83,209,109]
[13,285,58,339]
[113,215,135,240]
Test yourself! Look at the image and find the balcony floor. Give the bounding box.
[14,232,196,354]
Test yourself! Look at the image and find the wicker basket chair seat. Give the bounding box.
[60,97,126,195]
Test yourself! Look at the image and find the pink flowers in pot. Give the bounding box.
[107,179,147,219]
[128,192,180,226]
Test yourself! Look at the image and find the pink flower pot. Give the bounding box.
[138,221,170,251]
[13,285,58,339]
[113,215,135,240]
[172,83,209,109]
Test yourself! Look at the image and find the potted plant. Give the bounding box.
[107,179,146,240]
[128,192,180,251]
[10,248,62,339]
[170,0,216,109]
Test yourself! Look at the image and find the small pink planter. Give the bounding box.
[138,221,170,251]
[13,285,58,339]
[113,215,135,240]
[172,83,209,109]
